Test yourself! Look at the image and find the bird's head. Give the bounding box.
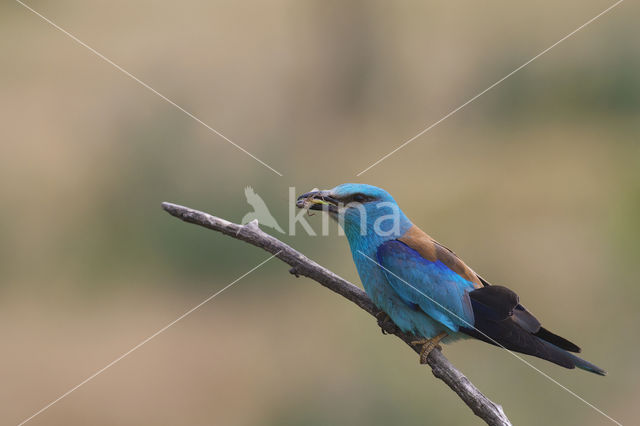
[296,183,412,241]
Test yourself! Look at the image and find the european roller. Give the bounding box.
[296,183,605,375]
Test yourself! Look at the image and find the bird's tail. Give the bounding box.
[565,351,607,376]
[539,340,607,376]
[534,327,606,375]
[462,320,607,376]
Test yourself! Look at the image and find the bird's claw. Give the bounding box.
[411,332,447,364]
[289,266,300,278]
[375,311,396,335]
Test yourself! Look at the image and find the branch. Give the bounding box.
[161,202,512,426]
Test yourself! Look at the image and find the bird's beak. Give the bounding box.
[296,189,340,213]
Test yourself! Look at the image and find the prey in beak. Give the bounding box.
[296,189,340,214]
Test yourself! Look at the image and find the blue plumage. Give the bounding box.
[377,240,476,332]
[297,183,606,375]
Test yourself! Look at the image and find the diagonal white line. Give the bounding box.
[358,250,622,425]
[15,0,283,177]
[356,0,624,176]
[16,251,281,426]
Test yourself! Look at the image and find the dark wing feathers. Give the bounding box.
[460,284,583,368]
[466,285,519,319]
[396,226,588,367]
[533,327,581,353]
[460,313,577,369]
[511,304,542,333]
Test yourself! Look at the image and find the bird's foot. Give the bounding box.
[411,332,448,364]
[289,266,301,278]
[375,311,396,335]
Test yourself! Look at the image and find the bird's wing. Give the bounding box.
[464,285,582,352]
[376,240,477,332]
[396,226,551,333]
[380,227,599,371]
[459,285,590,370]
[398,225,484,287]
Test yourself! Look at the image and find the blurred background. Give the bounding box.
[1,0,639,424]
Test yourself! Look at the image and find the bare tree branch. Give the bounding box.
[161,202,512,426]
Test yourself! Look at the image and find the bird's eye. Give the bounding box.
[352,193,367,203]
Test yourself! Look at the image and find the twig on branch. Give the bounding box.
[161,202,512,426]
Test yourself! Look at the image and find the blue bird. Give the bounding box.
[297,183,606,375]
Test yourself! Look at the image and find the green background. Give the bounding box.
[1,1,638,424]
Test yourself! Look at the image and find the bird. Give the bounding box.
[296,183,606,375]
[241,186,284,233]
